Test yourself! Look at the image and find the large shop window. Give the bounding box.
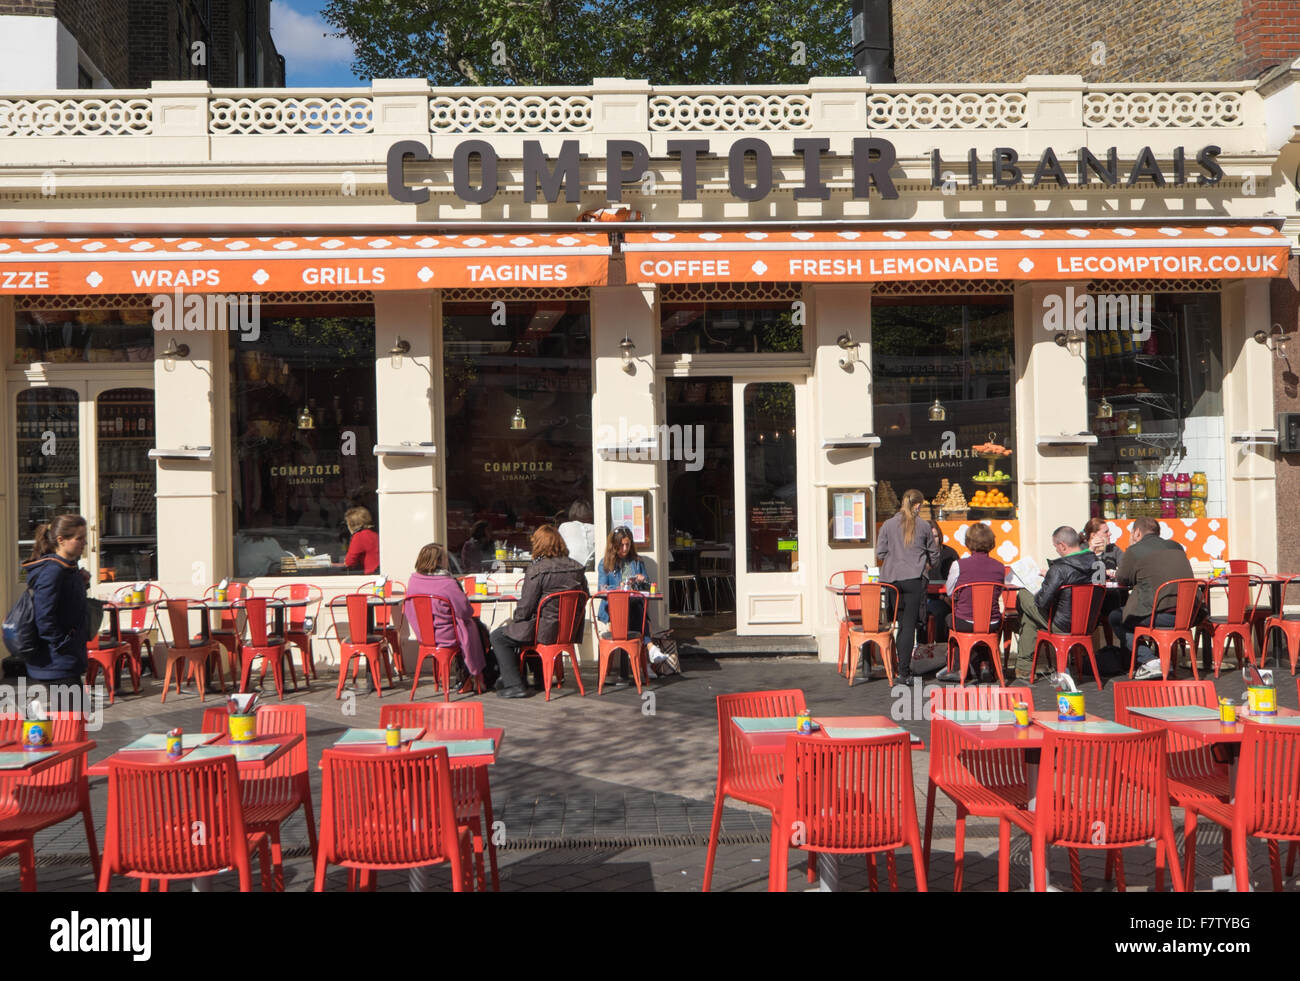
[443,300,593,573]
[1087,292,1224,525]
[871,298,1017,526]
[744,383,799,572]
[660,296,804,355]
[14,308,154,364]
[231,305,378,578]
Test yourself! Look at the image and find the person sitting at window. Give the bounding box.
[341,506,379,574]
[459,520,491,574]
[234,510,292,578]
[935,524,1006,683]
[597,526,669,674]
[405,542,489,691]
[488,525,589,698]
[558,501,596,569]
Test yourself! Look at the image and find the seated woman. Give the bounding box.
[405,542,488,691]
[340,506,379,574]
[597,527,668,674]
[936,523,1006,683]
[488,525,589,699]
[1081,516,1125,622]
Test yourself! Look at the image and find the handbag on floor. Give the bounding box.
[652,628,683,675]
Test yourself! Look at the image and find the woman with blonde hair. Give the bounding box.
[874,488,940,685]
[341,506,379,574]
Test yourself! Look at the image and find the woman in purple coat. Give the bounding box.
[405,542,488,685]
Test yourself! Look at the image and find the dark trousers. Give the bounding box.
[927,596,951,643]
[887,578,927,676]
[489,626,527,689]
[1108,608,1177,664]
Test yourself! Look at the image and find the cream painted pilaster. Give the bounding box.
[1015,283,1090,562]
[373,290,437,579]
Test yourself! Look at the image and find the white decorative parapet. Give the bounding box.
[1082,87,1246,127]
[647,91,813,131]
[865,88,1028,129]
[429,94,594,132]
[209,95,374,134]
[0,97,153,135]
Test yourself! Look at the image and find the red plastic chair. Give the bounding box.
[702,689,807,892]
[110,582,167,676]
[98,754,271,892]
[1030,584,1107,689]
[234,597,298,701]
[830,571,866,676]
[519,589,588,702]
[380,702,498,891]
[946,582,1007,686]
[923,686,1033,892]
[1130,579,1206,680]
[0,712,99,889]
[155,599,226,703]
[1183,719,1300,892]
[1202,574,1265,676]
[331,594,391,699]
[203,583,253,679]
[1263,576,1300,676]
[358,580,407,679]
[239,704,317,890]
[1112,680,1231,885]
[85,604,139,705]
[770,733,927,893]
[313,745,471,892]
[406,593,470,702]
[272,582,323,681]
[1004,728,1185,892]
[845,582,900,687]
[593,590,650,695]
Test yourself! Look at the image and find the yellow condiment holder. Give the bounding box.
[21,719,53,748]
[228,714,257,743]
[1057,691,1085,722]
[1246,686,1277,717]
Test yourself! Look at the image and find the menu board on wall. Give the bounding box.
[827,487,873,547]
[608,491,652,547]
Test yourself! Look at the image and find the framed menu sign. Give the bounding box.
[607,490,653,548]
[828,487,873,547]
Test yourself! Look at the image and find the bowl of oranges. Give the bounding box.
[969,488,1012,510]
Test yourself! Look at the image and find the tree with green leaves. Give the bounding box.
[321,1,854,86]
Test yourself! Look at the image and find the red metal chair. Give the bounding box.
[85,604,139,705]
[946,582,1007,686]
[702,688,807,892]
[769,732,927,893]
[519,589,588,701]
[845,582,900,687]
[1226,559,1274,648]
[203,582,252,679]
[406,593,470,701]
[0,712,99,889]
[272,582,322,681]
[359,580,407,679]
[592,590,650,695]
[1129,579,1206,680]
[234,597,298,701]
[239,704,317,890]
[313,745,472,892]
[1183,719,1300,892]
[1202,573,1265,676]
[110,582,167,676]
[1112,679,1231,886]
[923,686,1033,892]
[330,594,390,699]
[830,571,866,676]
[155,599,226,703]
[1263,576,1300,676]
[1030,583,1107,689]
[1004,728,1185,892]
[99,754,271,892]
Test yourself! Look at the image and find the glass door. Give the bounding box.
[14,387,83,580]
[94,386,157,584]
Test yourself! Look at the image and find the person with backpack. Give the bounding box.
[19,515,92,699]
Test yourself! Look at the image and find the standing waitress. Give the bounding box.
[874,489,939,685]
[22,514,91,709]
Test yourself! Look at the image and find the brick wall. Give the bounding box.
[56,0,129,84]
[125,0,173,88]
[1237,0,1300,79]
[0,1,56,14]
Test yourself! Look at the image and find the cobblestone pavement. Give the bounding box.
[4,648,1297,892]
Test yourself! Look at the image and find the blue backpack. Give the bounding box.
[2,585,38,659]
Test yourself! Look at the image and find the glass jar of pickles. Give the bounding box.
[1116,499,1129,519]
[1191,472,1207,500]
[1191,499,1207,518]
[1116,472,1132,497]
[1160,473,1176,498]
[1176,499,1192,519]
[1161,499,1177,518]
[1124,412,1142,435]
[1175,473,1190,498]
[1129,475,1145,501]
[1102,498,1116,519]
[1145,472,1161,500]
[1101,472,1116,498]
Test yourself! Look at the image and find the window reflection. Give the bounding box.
[661,299,804,355]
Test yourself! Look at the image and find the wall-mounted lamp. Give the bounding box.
[1254,324,1288,360]
[837,332,862,372]
[160,338,189,373]
[389,337,411,370]
[619,335,636,374]
[1054,330,1083,351]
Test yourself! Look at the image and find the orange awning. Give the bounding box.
[0,233,610,294]
[624,224,1290,284]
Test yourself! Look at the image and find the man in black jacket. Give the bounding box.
[1111,516,1194,679]
[1013,526,1099,681]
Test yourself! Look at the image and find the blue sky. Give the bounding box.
[270,0,365,87]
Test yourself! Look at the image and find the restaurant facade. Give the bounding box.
[1,74,1297,665]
